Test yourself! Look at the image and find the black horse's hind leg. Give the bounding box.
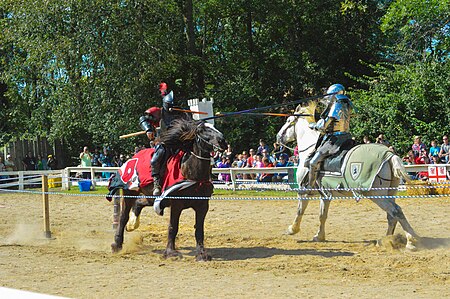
[386,214,398,235]
[163,201,183,259]
[112,194,136,252]
[194,200,211,261]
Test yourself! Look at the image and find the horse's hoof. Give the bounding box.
[405,243,417,252]
[196,253,212,262]
[312,234,325,242]
[163,250,183,259]
[126,213,140,232]
[286,225,299,235]
[111,243,122,253]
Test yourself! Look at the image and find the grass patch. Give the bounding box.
[213,189,298,197]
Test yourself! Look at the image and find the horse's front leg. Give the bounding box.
[112,197,135,252]
[193,200,211,261]
[163,201,183,259]
[313,198,330,242]
[287,195,310,235]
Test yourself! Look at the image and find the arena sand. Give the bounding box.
[0,193,448,298]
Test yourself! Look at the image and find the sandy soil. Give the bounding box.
[0,192,448,299]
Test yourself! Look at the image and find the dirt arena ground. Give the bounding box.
[0,191,448,298]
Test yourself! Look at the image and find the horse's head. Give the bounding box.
[277,115,297,145]
[195,122,228,152]
[277,100,318,145]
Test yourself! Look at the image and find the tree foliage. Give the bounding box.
[0,0,448,162]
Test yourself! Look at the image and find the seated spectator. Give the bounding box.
[272,142,291,160]
[414,149,429,180]
[117,154,127,167]
[233,154,246,179]
[411,136,426,158]
[0,156,6,179]
[4,154,16,171]
[402,150,416,179]
[22,151,37,170]
[375,134,390,146]
[256,157,274,182]
[47,155,58,170]
[363,136,371,144]
[36,155,45,170]
[216,156,231,182]
[91,148,101,167]
[254,154,264,168]
[262,149,275,164]
[439,135,449,163]
[257,139,270,155]
[244,149,256,180]
[430,155,440,164]
[293,145,299,158]
[212,150,222,165]
[272,154,292,182]
[289,155,298,166]
[225,144,234,159]
[240,151,248,168]
[100,147,113,178]
[428,140,440,160]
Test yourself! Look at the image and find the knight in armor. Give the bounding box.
[139,82,191,196]
[304,84,355,191]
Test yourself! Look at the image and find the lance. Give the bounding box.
[169,107,208,115]
[201,92,332,121]
[119,131,146,139]
[215,112,312,117]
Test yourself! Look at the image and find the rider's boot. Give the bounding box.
[152,176,167,216]
[153,176,162,196]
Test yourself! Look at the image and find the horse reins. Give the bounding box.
[189,151,211,161]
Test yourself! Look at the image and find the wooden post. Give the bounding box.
[42,174,52,239]
[90,168,96,190]
[112,189,122,230]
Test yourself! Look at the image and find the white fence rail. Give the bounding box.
[1,164,449,191]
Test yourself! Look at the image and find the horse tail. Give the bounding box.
[106,172,125,202]
[390,155,411,183]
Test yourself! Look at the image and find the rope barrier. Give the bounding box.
[1,184,449,201]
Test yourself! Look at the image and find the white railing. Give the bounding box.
[0,170,62,190]
[0,164,448,191]
[61,166,118,190]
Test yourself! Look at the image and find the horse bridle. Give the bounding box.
[278,116,316,154]
[188,123,221,161]
[195,123,223,152]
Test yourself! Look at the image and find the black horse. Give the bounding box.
[109,119,227,261]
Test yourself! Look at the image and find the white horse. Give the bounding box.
[277,100,419,250]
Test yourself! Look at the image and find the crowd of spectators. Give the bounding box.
[213,139,296,183]
[78,145,144,180]
[399,135,450,180]
[4,133,448,184]
[212,134,450,183]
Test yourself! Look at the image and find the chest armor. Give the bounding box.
[328,100,351,133]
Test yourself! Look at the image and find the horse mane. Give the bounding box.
[160,119,197,148]
[295,100,318,123]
